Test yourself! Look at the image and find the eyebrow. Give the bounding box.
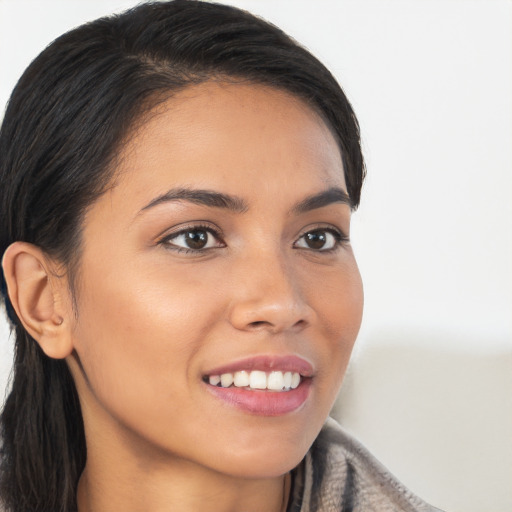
[139,186,351,215]
[140,188,249,213]
[291,187,352,213]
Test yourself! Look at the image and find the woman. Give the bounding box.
[0,1,441,511]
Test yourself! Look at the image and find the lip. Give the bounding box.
[205,378,312,416]
[203,354,314,378]
[202,354,314,416]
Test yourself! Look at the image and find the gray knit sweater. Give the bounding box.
[287,418,444,512]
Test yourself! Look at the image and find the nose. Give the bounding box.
[227,249,315,334]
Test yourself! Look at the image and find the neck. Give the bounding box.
[77,465,289,512]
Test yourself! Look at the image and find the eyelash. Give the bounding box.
[158,224,349,254]
[158,224,225,254]
[294,226,349,253]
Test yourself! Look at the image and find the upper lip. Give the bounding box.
[203,354,314,377]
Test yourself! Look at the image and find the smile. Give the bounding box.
[206,370,301,391]
[202,355,313,416]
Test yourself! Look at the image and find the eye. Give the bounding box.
[294,228,345,251]
[160,226,224,252]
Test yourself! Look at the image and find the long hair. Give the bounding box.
[0,1,365,510]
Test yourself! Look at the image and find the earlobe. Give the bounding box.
[2,241,73,359]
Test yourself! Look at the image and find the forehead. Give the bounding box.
[103,81,347,215]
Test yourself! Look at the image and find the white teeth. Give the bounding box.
[267,371,284,390]
[208,370,302,391]
[209,375,221,386]
[220,373,234,388]
[249,370,267,389]
[234,371,250,387]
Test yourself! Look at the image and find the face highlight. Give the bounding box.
[66,82,363,479]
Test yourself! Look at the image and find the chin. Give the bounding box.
[202,421,319,479]
[216,449,308,480]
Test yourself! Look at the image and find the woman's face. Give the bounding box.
[67,82,363,478]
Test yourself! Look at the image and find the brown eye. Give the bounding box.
[294,229,341,251]
[183,230,209,249]
[163,227,224,252]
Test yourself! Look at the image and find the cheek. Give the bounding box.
[70,262,220,421]
[76,257,217,349]
[307,258,363,394]
[309,254,363,337]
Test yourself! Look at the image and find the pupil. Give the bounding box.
[186,230,208,249]
[306,232,326,249]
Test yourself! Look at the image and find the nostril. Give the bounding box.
[248,321,269,329]
[246,318,308,332]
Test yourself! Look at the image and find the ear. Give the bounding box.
[2,241,74,359]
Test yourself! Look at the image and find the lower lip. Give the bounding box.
[205,379,312,416]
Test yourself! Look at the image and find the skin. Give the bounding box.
[3,81,363,512]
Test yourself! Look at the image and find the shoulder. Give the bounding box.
[289,417,444,512]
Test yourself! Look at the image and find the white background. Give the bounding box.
[0,1,511,511]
